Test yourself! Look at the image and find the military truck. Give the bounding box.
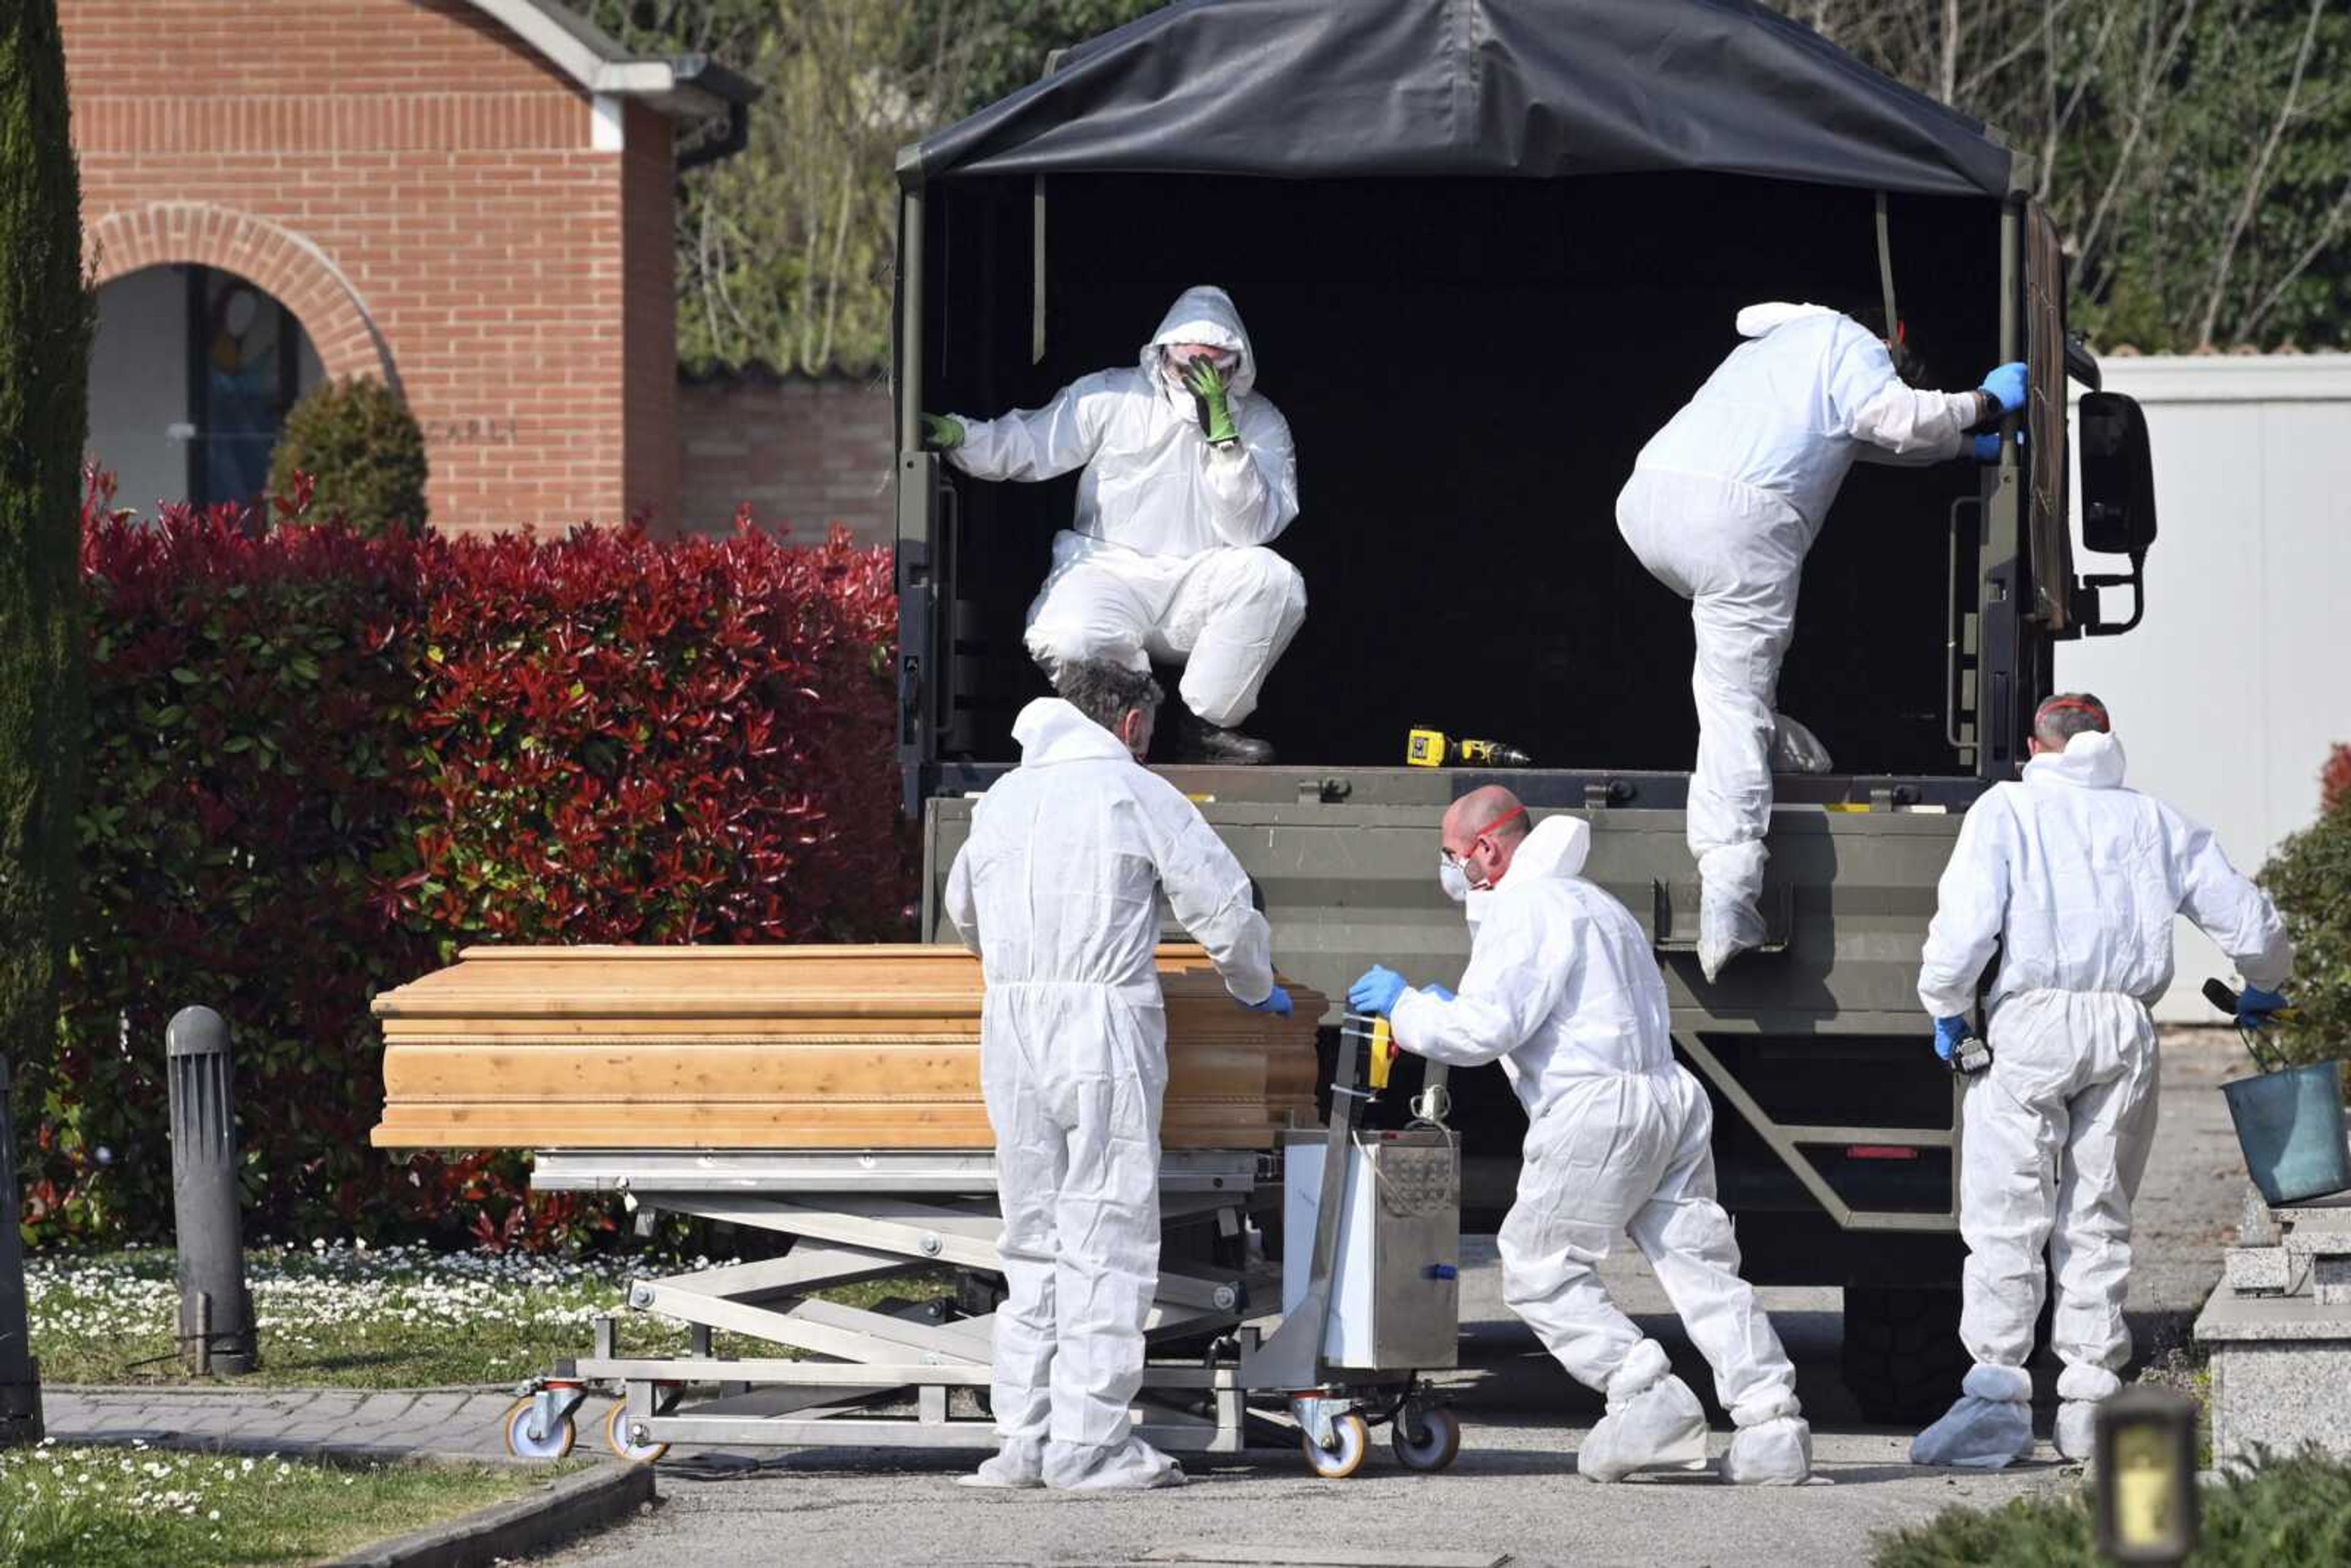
[888,1,2159,1422]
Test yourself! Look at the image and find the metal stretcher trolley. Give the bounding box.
[501,1021,1464,1478]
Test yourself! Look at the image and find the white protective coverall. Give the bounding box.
[1913,730,2292,1467]
[1388,816,1810,1484]
[945,285,1305,729]
[1616,304,1985,978]
[943,697,1275,1489]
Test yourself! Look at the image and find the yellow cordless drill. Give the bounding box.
[1405,726,1532,769]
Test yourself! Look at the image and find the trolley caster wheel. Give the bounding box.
[604,1404,670,1465]
[1391,1405,1461,1472]
[1300,1412,1369,1479]
[502,1396,577,1461]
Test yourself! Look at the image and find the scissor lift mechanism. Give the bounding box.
[502,1031,1462,1477]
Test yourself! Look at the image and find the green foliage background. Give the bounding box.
[0,1,90,1103]
[268,378,431,539]
[2259,753,2351,1078]
[1870,1446,2351,1567]
[585,0,1160,375]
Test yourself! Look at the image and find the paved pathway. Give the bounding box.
[42,1385,623,1462]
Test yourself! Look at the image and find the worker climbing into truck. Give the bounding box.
[920,285,1304,765]
[1346,786,1812,1484]
[942,658,1294,1490]
[1616,302,2028,980]
[1911,694,2292,1469]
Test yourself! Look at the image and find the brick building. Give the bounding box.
[64,0,753,535]
[678,372,895,548]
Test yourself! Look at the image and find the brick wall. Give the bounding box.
[64,0,682,534]
[678,374,896,546]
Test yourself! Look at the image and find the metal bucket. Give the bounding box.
[2222,1059,2351,1206]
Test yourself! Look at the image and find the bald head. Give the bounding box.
[2032,691,2112,754]
[1442,786,1530,888]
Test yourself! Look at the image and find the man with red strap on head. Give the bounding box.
[1349,786,1810,1485]
[1911,692,2292,1469]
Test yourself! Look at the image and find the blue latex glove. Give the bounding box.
[1980,362,2029,416]
[1973,429,2028,463]
[1422,983,1457,1003]
[1239,983,1292,1019]
[2237,985,2290,1030]
[1933,1015,1971,1062]
[1348,965,1408,1018]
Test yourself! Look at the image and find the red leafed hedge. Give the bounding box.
[21,476,906,1248]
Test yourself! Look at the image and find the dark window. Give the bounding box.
[186,265,304,508]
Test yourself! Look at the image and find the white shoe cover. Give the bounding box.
[956,1437,1044,1488]
[1043,1436,1187,1491]
[2054,1399,2099,1464]
[1722,1416,1812,1485]
[1771,714,1834,774]
[1910,1366,2034,1469]
[1697,884,1767,983]
[1580,1375,1709,1483]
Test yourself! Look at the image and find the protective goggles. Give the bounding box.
[1163,343,1239,372]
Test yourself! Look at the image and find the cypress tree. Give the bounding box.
[0,0,92,1447]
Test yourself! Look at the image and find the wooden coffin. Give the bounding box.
[371,944,1324,1151]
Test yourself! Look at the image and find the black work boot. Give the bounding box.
[1177,713,1275,765]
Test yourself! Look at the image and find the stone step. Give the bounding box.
[2226,1246,2309,1295]
[2241,1186,2282,1247]
[2318,1256,2351,1308]
[2194,1283,2351,1468]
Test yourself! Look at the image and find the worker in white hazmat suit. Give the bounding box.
[1348,786,1811,1485]
[1911,694,2292,1469]
[1617,303,2028,980]
[943,659,1292,1490]
[922,285,1304,765]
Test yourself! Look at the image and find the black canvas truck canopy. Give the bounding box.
[902,0,2014,195]
[894,0,2074,802]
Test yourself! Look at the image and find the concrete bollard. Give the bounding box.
[168,1007,256,1375]
[0,1052,42,1445]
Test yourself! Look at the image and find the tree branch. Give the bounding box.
[2196,0,2327,347]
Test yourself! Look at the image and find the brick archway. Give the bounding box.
[87,203,396,388]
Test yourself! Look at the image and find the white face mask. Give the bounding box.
[1438,857,1470,904]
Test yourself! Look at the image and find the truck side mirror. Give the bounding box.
[2079,392,2157,558]
[2071,391,2157,637]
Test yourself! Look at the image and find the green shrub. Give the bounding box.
[268,377,429,538]
[2259,744,2350,1074]
[1872,1447,2351,1567]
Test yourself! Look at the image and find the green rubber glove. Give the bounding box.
[1182,359,1239,449]
[919,413,964,452]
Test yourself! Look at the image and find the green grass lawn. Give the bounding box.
[0,1444,582,1568]
[28,1244,939,1389]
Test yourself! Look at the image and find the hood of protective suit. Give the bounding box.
[1144,285,1258,399]
[1011,696,1135,768]
[1500,814,1592,884]
[1736,301,1843,339]
[2023,730,2128,790]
